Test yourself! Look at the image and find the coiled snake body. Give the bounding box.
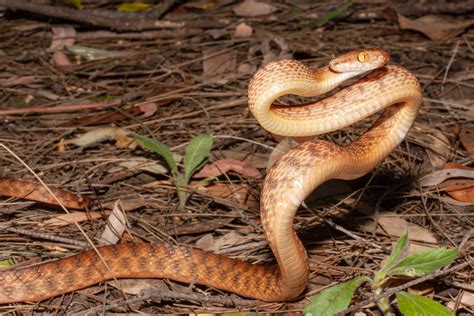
[0,49,422,304]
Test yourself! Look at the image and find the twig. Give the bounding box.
[0,0,226,31]
[4,227,88,248]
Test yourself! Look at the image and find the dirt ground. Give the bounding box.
[0,0,473,314]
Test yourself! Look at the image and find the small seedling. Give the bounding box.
[130,133,213,207]
[304,232,458,316]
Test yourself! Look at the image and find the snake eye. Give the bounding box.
[357,52,369,63]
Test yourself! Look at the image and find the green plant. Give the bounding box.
[130,133,213,207]
[304,232,458,316]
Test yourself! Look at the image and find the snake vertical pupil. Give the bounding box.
[357,52,369,63]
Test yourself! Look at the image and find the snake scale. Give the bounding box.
[0,49,422,304]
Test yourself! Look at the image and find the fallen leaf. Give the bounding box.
[440,163,474,204]
[39,198,148,227]
[39,211,107,227]
[99,201,128,246]
[112,156,182,175]
[411,125,452,169]
[139,102,157,117]
[234,22,253,38]
[61,127,137,149]
[49,25,76,51]
[196,231,248,252]
[233,1,277,17]
[193,159,261,178]
[387,9,474,40]
[164,214,236,236]
[447,289,474,311]
[359,213,438,250]
[214,150,268,168]
[52,51,73,68]
[202,46,237,83]
[459,126,474,155]
[197,182,259,209]
[109,279,168,296]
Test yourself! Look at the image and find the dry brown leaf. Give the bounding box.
[164,215,236,236]
[411,125,451,169]
[390,10,474,40]
[108,279,168,296]
[193,159,261,178]
[214,150,268,169]
[61,127,137,149]
[460,126,474,155]
[234,22,253,38]
[441,163,474,204]
[202,46,237,83]
[49,25,76,51]
[378,216,437,244]
[139,102,157,118]
[233,1,276,17]
[447,290,474,311]
[197,231,249,253]
[52,51,72,68]
[111,157,182,176]
[197,182,259,209]
[359,214,438,246]
[39,211,108,227]
[39,198,147,227]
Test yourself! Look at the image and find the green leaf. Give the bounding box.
[388,248,458,277]
[130,133,179,177]
[303,276,370,316]
[374,232,409,284]
[117,3,151,12]
[308,0,354,28]
[183,134,213,183]
[397,291,453,316]
[0,259,13,267]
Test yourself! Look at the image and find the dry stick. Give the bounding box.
[0,90,148,116]
[4,227,88,249]
[342,259,473,315]
[443,40,461,85]
[0,0,226,31]
[0,100,119,116]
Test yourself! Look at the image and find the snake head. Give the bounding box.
[329,49,389,74]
